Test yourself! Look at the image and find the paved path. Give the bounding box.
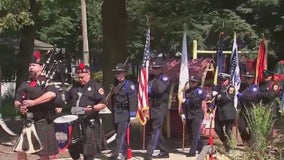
[0,119,235,160]
[0,144,233,160]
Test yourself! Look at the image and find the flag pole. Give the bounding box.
[140,14,151,151]
[178,24,189,151]
[143,125,146,150]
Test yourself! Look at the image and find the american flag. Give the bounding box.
[230,32,241,109]
[137,27,150,126]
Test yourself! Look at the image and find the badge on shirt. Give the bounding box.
[87,87,92,91]
[197,88,203,95]
[98,88,104,95]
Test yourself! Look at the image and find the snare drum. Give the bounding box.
[54,115,78,150]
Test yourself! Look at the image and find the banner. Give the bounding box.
[137,27,150,126]
[177,30,189,112]
[230,33,241,109]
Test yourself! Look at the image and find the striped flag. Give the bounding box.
[255,38,267,84]
[230,33,241,109]
[177,30,189,113]
[137,27,150,126]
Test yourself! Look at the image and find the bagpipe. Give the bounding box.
[41,48,72,87]
[41,48,74,106]
[13,94,42,154]
[13,49,73,153]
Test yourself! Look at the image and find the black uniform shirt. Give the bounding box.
[68,79,106,109]
[112,79,137,123]
[15,76,57,121]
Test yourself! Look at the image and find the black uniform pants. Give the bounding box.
[186,118,203,156]
[146,117,168,156]
[238,114,252,145]
[68,119,100,160]
[112,121,129,157]
[214,118,234,149]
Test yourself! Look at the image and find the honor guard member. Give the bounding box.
[237,71,260,145]
[145,59,170,160]
[14,51,59,160]
[67,63,107,160]
[209,73,236,152]
[259,70,281,119]
[110,63,138,160]
[180,75,205,157]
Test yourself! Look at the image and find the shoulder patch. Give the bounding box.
[273,84,279,92]
[98,88,104,95]
[197,88,203,95]
[162,76,169,81]
[130,84,136,91]
[252,87,258,92]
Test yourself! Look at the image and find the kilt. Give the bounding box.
[35,119,59,156]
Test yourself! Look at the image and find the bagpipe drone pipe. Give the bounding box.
[41,48,74,106]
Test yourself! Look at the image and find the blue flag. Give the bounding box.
[230,33,241,108]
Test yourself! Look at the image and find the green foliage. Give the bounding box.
[127,0,261,60]
[244,102,275,159]
[0,96,19,118]
[38,0,103,58]
[0,0,45,32]
[92,70,103,82]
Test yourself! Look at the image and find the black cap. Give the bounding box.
[112,63,126,72]
[76,63,90,73]
[218,73,231,80]
[149,59,163,68]
[263,70,274,78]
[30,51,44,65]
[243,71,256,78]
[188,75,201,82]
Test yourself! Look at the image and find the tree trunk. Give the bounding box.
[15,0,41,90]
[101,0,128,89]
[16,26,35,89]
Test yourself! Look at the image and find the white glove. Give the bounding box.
[180,114,186,122]
[209,113,214,119]
[212,91,218,96]
[130,117,136,121]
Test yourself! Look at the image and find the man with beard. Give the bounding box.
[14,51,59,160]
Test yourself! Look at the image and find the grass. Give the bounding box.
[243,102,276,160]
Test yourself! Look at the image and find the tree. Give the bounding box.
[0,0,42,88]
[102,0,128,87]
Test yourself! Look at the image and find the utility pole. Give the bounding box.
[81,0,89,65]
